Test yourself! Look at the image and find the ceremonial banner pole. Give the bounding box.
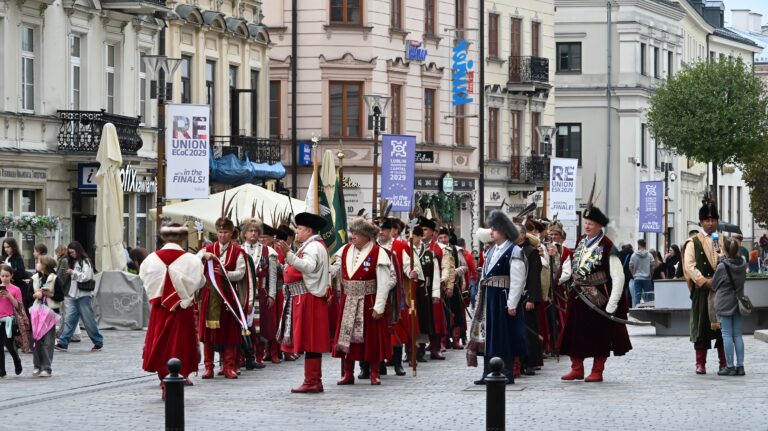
[408,231,417,376]
[312,136,319,214]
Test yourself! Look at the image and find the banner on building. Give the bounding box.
[381,134,416,212]
[548,157,579,220]
[165,104,210,199]
[451,38,475,107]
[639,180,664,233]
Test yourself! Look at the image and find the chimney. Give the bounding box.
[750,12,762,33]
[731,9,751,32]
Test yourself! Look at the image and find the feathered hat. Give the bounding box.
[486,210,519,242]
[698,193,719,220]
[549,214,566,239]
[582,175,609,227]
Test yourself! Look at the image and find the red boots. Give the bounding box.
[291,357,324,393]
[717,346,727,371]
[222,347,238,379]
[561,357,585,380]
[584,357,606,382]
[451,328,464,349]
[337,358,355,385]
[429,335,445,360]
[201,343,215,379]
[370,364,381,385]
[695,349,707,375]
[270,342,282,364]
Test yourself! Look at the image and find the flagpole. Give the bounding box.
[312,137,319,214]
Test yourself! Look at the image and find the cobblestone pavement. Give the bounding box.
[1,325,766,430]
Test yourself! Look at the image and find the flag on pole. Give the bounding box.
[304,150,347,254]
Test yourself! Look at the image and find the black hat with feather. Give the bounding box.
[582,174,609,227]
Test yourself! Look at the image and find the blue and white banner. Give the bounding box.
[381,134,416,212]
[548,158,579,220]
[165,104,210,199]
[639,181,664,233]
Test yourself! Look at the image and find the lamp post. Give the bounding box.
[363,95,391,218]
[535,125,557,218]
[142,53,181,247]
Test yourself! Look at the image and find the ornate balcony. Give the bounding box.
[212,136,281,164]
[510,156,550,184]
[57,110,143,154]
[508,56,550,95]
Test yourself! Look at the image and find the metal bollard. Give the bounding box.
[164,358,185,431]
[486,357,506,431]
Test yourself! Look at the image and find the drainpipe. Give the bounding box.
[479,0,486,221]
[605,1,612,213]
[290,0,298,197]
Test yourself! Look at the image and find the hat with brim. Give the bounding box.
[295,212,328,231]
[349,217,380,239]
[262,224,278,237]
[418,216,437,230]
[583,206,609,227]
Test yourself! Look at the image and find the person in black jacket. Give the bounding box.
[513,222,543,376]
[2,238,30,309]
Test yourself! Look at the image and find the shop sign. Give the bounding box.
[78,164,99,190]
[415,151,434,163]
[120,163,157,194]
[452,39,475,107]
[441,173,454,193]
[0,167,47,184]
[342,176,360,189]
[416,176,475,191]
[405,40,428,62]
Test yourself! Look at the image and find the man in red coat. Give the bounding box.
[331,218,394,385]
[548,221,573,350]
[140,224,204,398]
[197,217,251,380]
[417,217,447,359]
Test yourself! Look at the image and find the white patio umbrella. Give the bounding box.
[94,123,127,272]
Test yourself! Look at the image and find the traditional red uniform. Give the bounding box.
[429,240,447,336]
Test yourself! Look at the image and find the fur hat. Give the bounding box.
[699,195,719,220]
[549,220,566,239]
[295,212,328,232]
[160,223,189,235]
[417,216,437,231]
[278,224,295,238]
[241,218,263,234]
[378,218,398,230]
[215,217,235,232]
[476,228,492,244]
[485,210,519,242]
[348,217,380,239]
[583,206,609,227]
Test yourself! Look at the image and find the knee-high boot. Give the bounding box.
[222,346,238,379]
[357,361,370,379]
[201,343,215,379]
[695,349,707,375]
[429,335,445,360]
[392,345,406,376]
[473,356,491,385]
[584,356,606,382]
[337,357,355,385]
[292,356,324,393]
[716,346,727,371]
[561,356,584,380]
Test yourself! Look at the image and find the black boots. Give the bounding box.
[392,346,406,376]
[474,356,491,385]
[357,361,370,379]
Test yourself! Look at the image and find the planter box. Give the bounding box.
[629,278,768,336]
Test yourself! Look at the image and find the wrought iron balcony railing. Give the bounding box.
[212,136,282,164]
[510,156,550,184]
[508,56,550,84]
[57,110,143,154]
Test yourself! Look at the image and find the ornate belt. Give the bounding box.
[481,275,510,290]
[342,279,377,297]
[284,281,308,296]
[573,271,609,287]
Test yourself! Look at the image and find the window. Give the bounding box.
[329,81,362,138]
[229,65,238,90]
[488,108,499,160]
[667,51,673,79]
[531,111,540,155]
[106,44,116,113]
[556,42,582,73]
[556,124,582,165]
[510,110,522,178]
[510,18,522,57]
[250,69,259,136]
[390,84,402,134]
[531,21,541,57]
[424,88,435,143]
[654,47,660,78]
[180,55,192,104]
[391,0,402,29]
[455,105,465,146]
[70,36,81,110]
[654,138,661,170]
[424,0,436,34]
[21,26,35,112]
[206,61,216,135]
[330,0,361,25]
[269,80,281,137]
[455,0,465,38]
[737,186,742,227]
[640,124,647,167]
[136,195,148,249]
[139,54,147,123]
[488,13,499,58]
[640,43,647,76]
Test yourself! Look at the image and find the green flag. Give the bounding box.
[317,173,346,254]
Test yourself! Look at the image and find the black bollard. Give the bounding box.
[164,358,185,431]
[486,357,506,431]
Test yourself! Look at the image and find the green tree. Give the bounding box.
[743,151,768,227]
[647,57,768,202]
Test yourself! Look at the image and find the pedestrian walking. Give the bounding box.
[0,264,23,377]
[711,237,747,377]
[55,241,104,352]
[30,256,64,377]
[629,240,652,307]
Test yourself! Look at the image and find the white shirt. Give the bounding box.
[141,243,205,310]
[483,241,526,310]
[285,235,330,298]
[67,260,94,299]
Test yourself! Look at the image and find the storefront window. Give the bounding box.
[21,190,36,268]
[136,195,148,249]
[123,194,130,245]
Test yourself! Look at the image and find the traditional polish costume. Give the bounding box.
[141,243,205,381]
[243,241,280,364]
[413,241,441,361]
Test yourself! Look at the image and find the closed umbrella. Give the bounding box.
[95,123,127,272]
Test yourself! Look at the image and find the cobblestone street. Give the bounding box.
[1,325,766,430]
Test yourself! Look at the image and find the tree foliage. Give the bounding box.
[647,57,768,168]
[743,151,768,227]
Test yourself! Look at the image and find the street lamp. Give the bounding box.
[657,145,676,252]
[363,94,391,218]
[535,125,557,218]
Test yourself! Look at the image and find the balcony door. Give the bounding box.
[510,18,522,81]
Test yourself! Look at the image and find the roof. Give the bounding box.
[714,27,761,48]
[727,27,768,63]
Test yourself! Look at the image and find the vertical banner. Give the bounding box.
[165,104,210,199]
[452,38,475,107]
[639,180,664,233]
[548,157,579,220]
[381,134,416,212]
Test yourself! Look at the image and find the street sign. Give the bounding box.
[298,142,313,166]
[78,163,99,190]
[415,151,434,163]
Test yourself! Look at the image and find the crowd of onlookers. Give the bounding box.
[0,239,102,378]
